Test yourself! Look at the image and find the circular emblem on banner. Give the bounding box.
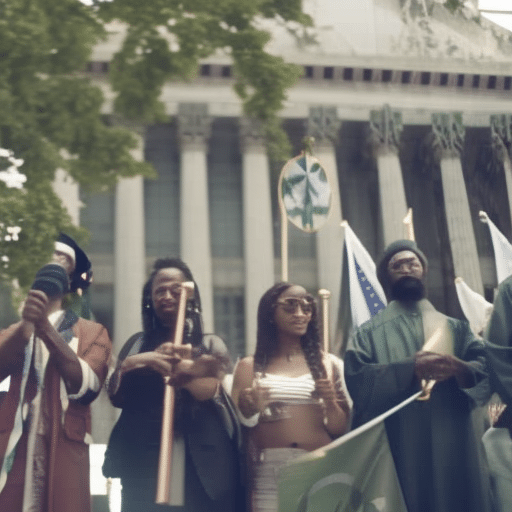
[295,474,383,512]
[279,153,331,233]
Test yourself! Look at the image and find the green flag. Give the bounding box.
[278,394,420,512]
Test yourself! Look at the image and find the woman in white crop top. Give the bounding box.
[231,282,351,512]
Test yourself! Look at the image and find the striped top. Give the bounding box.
[258,373,319,405]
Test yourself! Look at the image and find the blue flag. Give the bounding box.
[343,222,386,327]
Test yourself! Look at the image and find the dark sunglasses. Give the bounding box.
[275,296,314,314]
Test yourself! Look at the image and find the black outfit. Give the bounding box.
[103,330,245,512]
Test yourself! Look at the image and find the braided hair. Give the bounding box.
[253,282,326,380]
[141,258,203,348]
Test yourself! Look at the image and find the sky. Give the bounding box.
[479,0,512,32]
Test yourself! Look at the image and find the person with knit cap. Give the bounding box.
[0,233,111,512]
[344,239,491,512]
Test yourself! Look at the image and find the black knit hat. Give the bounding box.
[377,239,428,294]
[31,263,70,298]
[55,233,92,292]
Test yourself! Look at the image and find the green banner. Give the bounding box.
[278,395,419,512]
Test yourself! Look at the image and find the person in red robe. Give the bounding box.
[0,233,111,512]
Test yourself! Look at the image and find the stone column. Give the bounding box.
[240,119,275,355]
[369,105,408,245]
[307,106,343,348]
[114,125,146,348]
[177,103,214,332]
[429,112,483,295]
[491,114,512,231]
[92,121,146,443]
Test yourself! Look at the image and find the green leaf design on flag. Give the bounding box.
[281,154,331,232]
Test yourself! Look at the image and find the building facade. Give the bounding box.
[65,0,512,440]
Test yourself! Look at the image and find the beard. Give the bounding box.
[390,276,425,302]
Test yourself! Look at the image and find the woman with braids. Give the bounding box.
[231,282,351,512]
[102,258,244,512]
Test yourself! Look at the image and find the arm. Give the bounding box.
[173,350,224,401]
[231,357,257,418]
[344,329,419,427]
[315,378,349,438]
[37,319,83,395]
[316,354,352,437]
[71,320,112,405]
[414,351,479,388]
[414,321,488,403]
[158,339,227,401]
[23,290,83,395]
[231,357,270,427]
[453,320,489,405]
[108,345,175,408]
[181,376,219,401]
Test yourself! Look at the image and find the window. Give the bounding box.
[144,124,180,257]
[420,72,431,85]
[323,67,334,79]
[382,70,392,83]
[209,119,243,259]
[343,68,353,80]
[80,190,115,254]
[214,290,245,360]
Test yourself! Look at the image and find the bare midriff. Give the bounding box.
[250,402,332,451]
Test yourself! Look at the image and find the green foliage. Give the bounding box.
[93,0,308,162]
[0,0,308,296]
[0,181,86,288]
[444,0,463,14]
[0,0,154,291]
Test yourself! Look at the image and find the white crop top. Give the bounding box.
[257,373,319,405]
[233,353,352,427]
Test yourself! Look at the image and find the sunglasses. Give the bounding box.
[388,258,422,273]
[275,296,315,314]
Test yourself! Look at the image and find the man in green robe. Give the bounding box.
[482,274,512,511]
[485,274,512,408]
[344,239,491,512]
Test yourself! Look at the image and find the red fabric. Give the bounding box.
[0,318,111,512]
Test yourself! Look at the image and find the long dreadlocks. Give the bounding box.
[141,258,203,348]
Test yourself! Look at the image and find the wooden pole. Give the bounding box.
[278,169,289,282]
[403,208,415,241]
[155,281,194,504]
[318,289,331,353]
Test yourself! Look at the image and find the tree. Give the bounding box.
[93,0,309,160]
[0,0,308,292]
[0,0,154,290]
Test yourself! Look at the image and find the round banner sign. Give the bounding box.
[279,153,331,232]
